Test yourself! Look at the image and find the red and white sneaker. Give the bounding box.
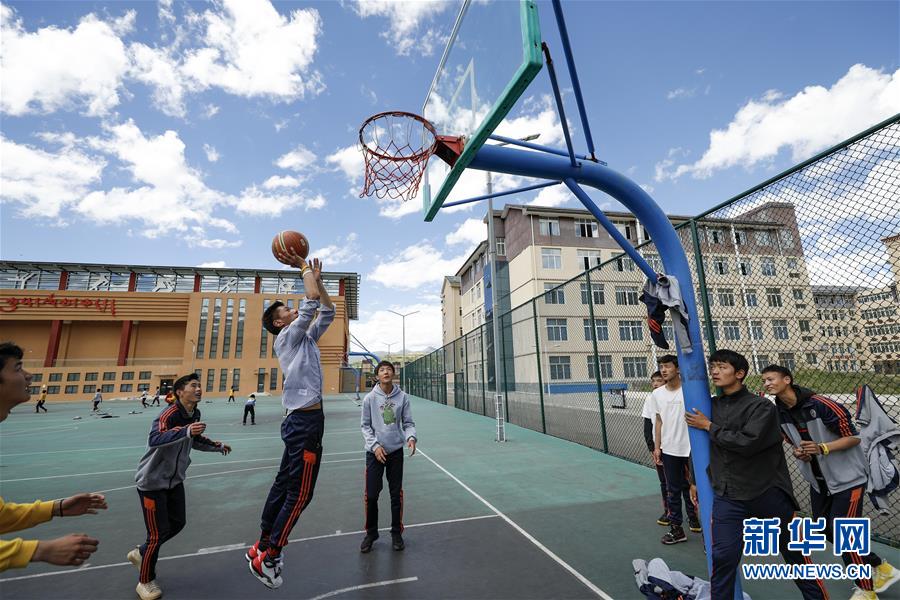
[245,541,261,563]
[249,550,283,589]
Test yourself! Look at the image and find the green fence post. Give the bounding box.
[690,221,717,353]
[480,326,487,415]
[463,333,469,412]
[532,299,547,434]
[585,270,609,453]
[501,311,511,423]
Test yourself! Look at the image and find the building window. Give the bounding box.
[548,356,571,380]
[231,369,240,391]
[543,283,565,305]
[209,299,222,358]
[707,228,725,244]
[257,368,266,392]
[792,289,804,301]
[46,386,60,394]
[576,249,601,271]
[734,230,747,245]
[645,254,664,273]
[755,354,770,373]
[778,353,796,371]
[539,218,560,236]
[260,299,271,358]
[614,286,639,306]
[49,373,62,382]
[738,260,752,276]
[718,288,736,307]
[222,299,234,359]
[805,353,818,365]
[723,321,741,341]
[546,318,568,341]
[712,257,729,275]
[799,320,811,333]
[575,219,598,238]
[82,384,96,394]
[786,258,799,271]
[541,248,562,269]
[196,298,209,358]
[779,230,795,249]
[623,357,648,379]
[744,289,758,307]
[67,372,81,381]
[496,237,506,255]
[101,384,114,393]
[756,230,774,246]
[65,385,78,394]
[615,256,636,272]
[772,320,789,340]
[588,355,613,380]
[140,371,151,380]
[137,383,150,392]
[709,321,720,342]
[270,368,279,391]
[614,222,634,240]
[750,321,763,341]
[618,320,643,341]
[475,282,482,299]
[580,283,604,305]
[761,257,776,276]
[584,318,609,342]
[120,384,133,393]
[31,373,43,382]
[103,372,116,381]
[0,268,61,290]
[206,369,215,392]
[235,299,246,359]
[121,371,134,380]
[218,369,228,392]
[766,288,783,308]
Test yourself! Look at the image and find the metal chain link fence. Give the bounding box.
[406,116,900,546]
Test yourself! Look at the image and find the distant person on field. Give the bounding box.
[35,385,48,413]
[244,394,257,426]
[91,390,103,412]
[641,371,668,526]
[228,387,236,403]
[152,387,161,406]
[140,390,149,408]
[0,342,107,573]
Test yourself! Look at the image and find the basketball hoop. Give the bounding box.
[359,111,462,202]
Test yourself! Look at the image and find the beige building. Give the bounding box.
[1,261,359,400]
[441,276,462,346]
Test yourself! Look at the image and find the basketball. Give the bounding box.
[272,231,310,264]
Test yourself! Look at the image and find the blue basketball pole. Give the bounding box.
[467,143,727,591]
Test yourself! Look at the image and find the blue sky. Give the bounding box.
[1,0,898,352]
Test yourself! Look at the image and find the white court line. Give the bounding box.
[418,449,612,600]
[0,452,364,484]
[0,514,497,582]
[0,435,291,458]
[308,577,418,600]
[0,424,78,436]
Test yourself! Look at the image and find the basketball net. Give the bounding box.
[359,111,437,202]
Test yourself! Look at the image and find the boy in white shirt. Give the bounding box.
[649,355,700,544]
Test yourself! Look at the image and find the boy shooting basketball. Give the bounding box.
[248,249,334,589]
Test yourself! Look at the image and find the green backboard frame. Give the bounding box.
[422,0,543,222]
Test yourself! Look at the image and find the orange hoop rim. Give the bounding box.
[358,110,437,163]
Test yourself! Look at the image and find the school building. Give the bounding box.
[0,261,359,401]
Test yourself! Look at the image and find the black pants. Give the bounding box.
[137,484,186,584]
[258,409,324,552]
[35,400,47,413]
[654,461,667,513]
[243,405,255,424]
[152,397,160,406]
[811,484,881,591]
[365,448,404,535]
[711,487,828,599]
[228,396,235,403]
[661,453,696,526]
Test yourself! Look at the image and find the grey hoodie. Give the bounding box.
[361,384,416,453]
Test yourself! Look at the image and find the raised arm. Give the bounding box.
[306,258,335,341]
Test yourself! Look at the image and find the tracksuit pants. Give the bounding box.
[661,453,696,526]
[811,484,882,592]
[365,448,404,535]
[243,405,255,424]
[258,409,324,553]
[655,462,668,514]
[711,486,828,600]
[136,484,186,584]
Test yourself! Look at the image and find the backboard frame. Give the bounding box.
[422,0,543,222]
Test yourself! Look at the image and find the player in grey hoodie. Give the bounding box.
[360,360,416,553]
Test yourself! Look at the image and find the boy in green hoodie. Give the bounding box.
[360,361,417,553]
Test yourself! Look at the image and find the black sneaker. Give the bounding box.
[688,516,702,533]
[360,533,378,553]
[661,525,687,545]
[392,533,404,551]
[657,512,670,526]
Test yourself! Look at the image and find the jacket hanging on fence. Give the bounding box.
[855,384,900,513]
[633,558,752,600]
[639,275,694,354]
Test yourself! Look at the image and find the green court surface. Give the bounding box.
[1,395,897,599]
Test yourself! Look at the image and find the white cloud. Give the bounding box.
[0,136,105,220]
[368,243,468,290]
[656,64,900,181]
[666,87,696,100]
[128,42,188,117]
[201,104,220,119]
[445,218,485,248]
[197,261,227,268]
[0,6,132,116]
[326,144,363,181]
[351,302,443,352]
[234,186,326,215]
[276,144,317,172]
[262,175,303,189]
[529,184,571,208]
[314,233,360,267]
[203,143,220,162]
[351,0,452,56]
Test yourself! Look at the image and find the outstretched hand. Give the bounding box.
[310,258,323,281]
[33,534,99,566]
[276,247,308,270]
[61,493,107,516]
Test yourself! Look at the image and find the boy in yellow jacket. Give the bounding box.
[0,342,107,572]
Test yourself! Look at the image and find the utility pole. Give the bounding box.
[388,310,419,389]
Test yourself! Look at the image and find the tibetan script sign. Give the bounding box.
[1,294,118,316]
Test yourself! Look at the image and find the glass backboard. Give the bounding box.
[421,0,542,222]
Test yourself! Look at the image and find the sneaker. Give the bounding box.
[661,525,687,545]
[875,560,900,593]
[135,580,162,600]
[849,588,877,600]
[360,533,378,553]
[656,512,670,526]
[392,533,405,551]
[127,547,142,568]
[245,541,260,563]
[688,516,702,533]
[249,550,283,589]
